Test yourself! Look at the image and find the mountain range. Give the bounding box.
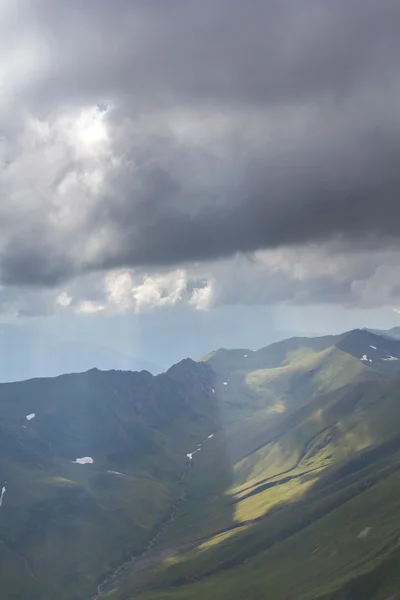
[0,327,400,599]
[366,326,400,341]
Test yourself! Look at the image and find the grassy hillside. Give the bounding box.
[201,329,400,419]
[126,463,400,600]
[104,376,400,600]
[0,361,220,600]
[102,331,400,600]
[1,328,400,600]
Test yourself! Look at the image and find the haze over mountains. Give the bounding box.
[0,321,328,383]
[0,327,400,599]
[0,323,163,382]
[366,327,400,341]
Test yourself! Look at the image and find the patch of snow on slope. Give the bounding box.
[0,484,6,508]
[187,450,200,461]
[357,527,372,540]
[382,355,399,361]
[370,345,377,350]
[360,354,369,361]
[73,457,94,465]
[244,354,248,358]
[26,413,35,420]
[223,381,228,385]
[187,432,215,462]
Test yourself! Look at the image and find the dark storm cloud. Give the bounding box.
[27,0,400,109]
[1,0,400,286]
[98,120,400,269]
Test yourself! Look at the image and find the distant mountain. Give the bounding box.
[44,340,163,375]
[0,322,327,382]
[200,329,400,421]
[365,325,400,340]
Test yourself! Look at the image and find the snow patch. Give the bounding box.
[223,381,228,386]
[187,450,200,461]
[357,527,372,540]
[244,354,248,358]
[370,345,377,350]
[0,484,6,508]
[186,432,215,462]
[26,413,35,421]
[72,457,94,465]
[211,388,215,393]
[107,470,123,476]
[382,355,399,361]
[360,354,369,361]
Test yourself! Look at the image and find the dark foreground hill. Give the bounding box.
[0,360,218,600]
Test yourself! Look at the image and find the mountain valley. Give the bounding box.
[0,329,400,599]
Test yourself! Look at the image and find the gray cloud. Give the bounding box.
[0,0,400,288]
[188,246,400,309]
[25,1,400,110]
[1,243,400,319]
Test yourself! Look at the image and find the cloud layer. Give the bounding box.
[0,0,399,312]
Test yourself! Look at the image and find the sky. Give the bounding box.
[0,0,400,370]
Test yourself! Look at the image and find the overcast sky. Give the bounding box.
[0,0,399,365]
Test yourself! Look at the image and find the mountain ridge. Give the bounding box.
[100,327,400,600]
[0,327,400,599]
[0,359,219,600]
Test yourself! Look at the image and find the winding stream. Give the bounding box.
[92,433,214,599]
[0,483,6,508]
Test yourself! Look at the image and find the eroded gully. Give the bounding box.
[92,433,214,599]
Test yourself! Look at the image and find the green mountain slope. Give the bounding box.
[201,329,400,418]
[0,361,220,600]
[1,328,400,600]
[103,330,400,600]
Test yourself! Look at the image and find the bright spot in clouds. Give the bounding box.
[189,281,214,311]
[77,300,105,315]
[64,105,110,157]
[57,292,72,307]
